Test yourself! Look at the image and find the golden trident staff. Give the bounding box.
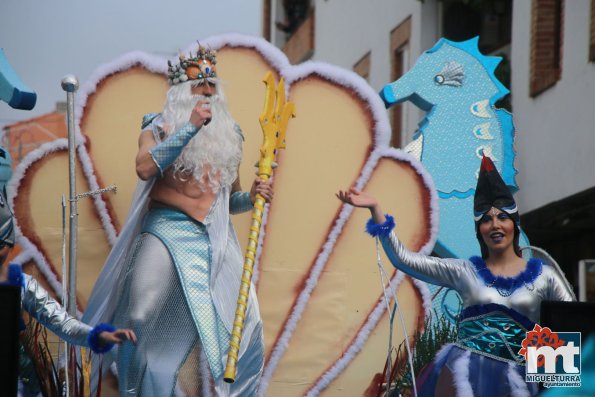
[224,72,295,383]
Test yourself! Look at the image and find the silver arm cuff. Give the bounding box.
[229,191,253,214]
[148,122,199,175]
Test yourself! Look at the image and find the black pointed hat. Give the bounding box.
[473,156,519,224]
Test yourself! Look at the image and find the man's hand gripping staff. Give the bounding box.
[224,72,295,383]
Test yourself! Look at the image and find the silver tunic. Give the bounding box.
[379,230,574,323]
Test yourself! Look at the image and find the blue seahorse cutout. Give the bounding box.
[380,36,519,260]
[0,48,36,189]
[0,48,37,110]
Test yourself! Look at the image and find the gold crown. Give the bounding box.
[167,44,217,85]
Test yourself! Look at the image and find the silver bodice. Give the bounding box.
[379,231,574,323]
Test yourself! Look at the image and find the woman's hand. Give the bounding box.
[336,188,386,224]
[336,188,378,208]
[99,328,137,345]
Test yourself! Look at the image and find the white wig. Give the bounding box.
[161,80,243,192]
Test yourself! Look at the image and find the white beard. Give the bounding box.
[161,82,243,192]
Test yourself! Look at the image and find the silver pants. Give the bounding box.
[113,232,263,397]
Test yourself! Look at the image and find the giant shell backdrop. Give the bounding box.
[9,34,438,396]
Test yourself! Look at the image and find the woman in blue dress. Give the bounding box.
[337,156,574,397]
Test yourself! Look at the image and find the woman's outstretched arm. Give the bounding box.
[336,188,469,289]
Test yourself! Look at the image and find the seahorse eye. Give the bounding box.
[434,74,445,85]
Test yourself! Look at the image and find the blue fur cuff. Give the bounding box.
[8,263,24,287]
[88,323,116,354]
[365,214,395,237]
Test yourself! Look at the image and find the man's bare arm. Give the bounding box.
[229,175,274,214]
[231,173,242,194]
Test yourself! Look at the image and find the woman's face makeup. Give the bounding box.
[478,207,516,256]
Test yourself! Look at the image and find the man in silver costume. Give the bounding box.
[337,156,575,397]
[83,45,272,396]
[0,190,136,394]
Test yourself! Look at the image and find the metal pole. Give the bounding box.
[60,194,69,395]
[61,75,79,317]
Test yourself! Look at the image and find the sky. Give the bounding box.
[0,0,263,129]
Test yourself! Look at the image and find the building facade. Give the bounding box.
[265,0,595,294]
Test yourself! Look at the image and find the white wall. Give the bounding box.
[295,0,594,213]
[511,0,595,213]
[312,0,436,146]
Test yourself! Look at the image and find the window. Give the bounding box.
[590,0,595,61]
[390,17,411,148]
[263,0,272,41]
[281,5,314,63]
[530,0,564,96]
[441,0,512,55]
[440,0,513,109]
[353,52,371,82]
[276,0,311,35]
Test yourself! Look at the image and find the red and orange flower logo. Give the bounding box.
[519,324,566,367]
